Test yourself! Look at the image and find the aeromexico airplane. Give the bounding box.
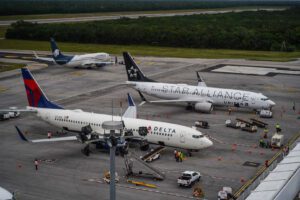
[123,52,276,113]
[10,68,212,152]
[34,38,115,68]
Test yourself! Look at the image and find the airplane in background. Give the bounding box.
[6,67,212,155]
[34,38,115,68]
[122,52,276,113]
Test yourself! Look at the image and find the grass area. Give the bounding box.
[0,62,24,72]
[0,26,7,38]
[0,39,299,62]
[0,6,287,21]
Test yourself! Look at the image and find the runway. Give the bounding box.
[0,8,286,26]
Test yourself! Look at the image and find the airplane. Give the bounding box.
[0,186,14,200]
[122,52,276,113]
[33,38,115,68]
[7,67,213,155]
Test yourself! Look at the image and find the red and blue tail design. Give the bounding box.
[21,68,63,109]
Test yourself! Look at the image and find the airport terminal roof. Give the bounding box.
[246,142,300,200]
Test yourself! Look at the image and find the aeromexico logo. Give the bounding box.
[127,66,138,78]
[53,49,60,58]
[152,126,176,134]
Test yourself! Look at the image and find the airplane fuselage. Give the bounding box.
[33,107,212,150]
[55,53,111,67]
[130,82,274,110]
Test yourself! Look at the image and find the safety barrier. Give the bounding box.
[234,131,300,199]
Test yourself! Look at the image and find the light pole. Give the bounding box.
[102,121,124,200]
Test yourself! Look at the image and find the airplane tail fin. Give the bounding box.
[50,37,65,59]
[21,67,63,109]
[122,93,137,119]
[123,52,155,82]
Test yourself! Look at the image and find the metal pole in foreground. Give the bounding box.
[109,135,116,200]
[102,121,124,200]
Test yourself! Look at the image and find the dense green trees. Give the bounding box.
[1,0,298,16]
[6,8,300,51]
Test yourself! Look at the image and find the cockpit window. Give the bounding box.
[261,98,269,101]
[192,135,204,139]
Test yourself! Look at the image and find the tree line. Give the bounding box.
[6,8,300,51]
[1,0,298,16]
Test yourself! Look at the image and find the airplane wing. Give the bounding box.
[196,71,207,87]
[33,51,55,64]
[137,91,212,106]
[15,126,78,143]
[16,126,78,143]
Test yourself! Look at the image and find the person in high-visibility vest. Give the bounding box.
[275,123,281,132]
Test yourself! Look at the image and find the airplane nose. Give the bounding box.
[204,137,213,148]
[268,100,276,107]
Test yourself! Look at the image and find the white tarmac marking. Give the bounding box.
[213,65,300,75]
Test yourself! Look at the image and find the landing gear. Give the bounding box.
[140,143,150,151]
[81,144,90,156]
[186,103,193,111]
[187,150,192,157]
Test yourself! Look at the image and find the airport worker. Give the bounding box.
[265,160,269,168]
[275,123,281,132]
[292,101,295,111]
[180,152,184,162]
[228,107,232,115]
[263,128,269,138]
[177,151,181,162]
[174,150,179,162]
[259,139,264,148]
[34,158,39,171]
[47,131,52,139]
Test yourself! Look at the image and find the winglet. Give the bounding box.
[127,93,135,107]
[33,51,38,58]
[122,93,137,118]
[15,126,28,142]
[137,91,147,106]
[196,71,207,87]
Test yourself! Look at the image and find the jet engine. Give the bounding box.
[194,102,213,113]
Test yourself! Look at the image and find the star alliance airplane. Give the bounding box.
[123,52,276,113]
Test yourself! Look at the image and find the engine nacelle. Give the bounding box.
[194,102,213,113]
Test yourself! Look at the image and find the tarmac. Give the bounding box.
[0,52,299,200]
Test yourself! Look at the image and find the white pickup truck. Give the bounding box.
[177,171,201,187]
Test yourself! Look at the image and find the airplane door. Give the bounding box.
[180,132,185,143]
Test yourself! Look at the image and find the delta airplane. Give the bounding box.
[123,52,276,113]
[8,68,212,153]
[34,38,115,68]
